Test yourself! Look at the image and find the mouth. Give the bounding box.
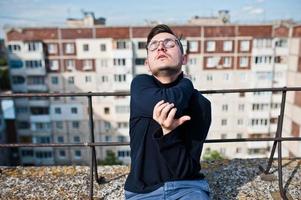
[157,54,168,60]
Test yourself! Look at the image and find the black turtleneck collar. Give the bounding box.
[152,72,184,88]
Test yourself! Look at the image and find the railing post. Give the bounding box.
[277,88,287,200]
[87,93,95,200]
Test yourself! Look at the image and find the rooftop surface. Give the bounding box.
[0,158,300,200]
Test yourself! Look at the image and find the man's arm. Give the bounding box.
[130,74,194,118]
[153,90,212,178]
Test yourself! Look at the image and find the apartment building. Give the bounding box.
[4,22,301,165]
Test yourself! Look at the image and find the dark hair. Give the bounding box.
[146,24,184,54]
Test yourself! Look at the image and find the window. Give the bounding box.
[223,57,232,68]
[16,107,28,114]
[100,59,108,67]
[30,107,49,115]
[21,150,33,157]
[72,121,80,129]
[221,119,227,126]
[222,104,228,111]
[71,107,78,114]
[118,122,129,128]
[25,60,42,68]
[49,60,59,70]
[17,121,30,129]
[114,74,126,82]
[12,76,25,84]
[9,60,23,68]
[135,58,145,65]
[206,57,220,68]
[73,136,80,143]
[83,44,89,51]
[65,43,75,54]
[116,41,127,49]
[240,57,249,68]
[35,151,52,159]
[237,133,242,139]
[237,119,244,125]
[83,60,93,70]
[54,107,61,114]
[206,41,215,52]
[34,123,51,131]
[189,58,197,65]
[275,39,287,47]
[238,104,245,111]
[51,76,59,84]
[206,74,213,81]
[101,76,109,83]
[240,40,250,52]
[8,44,21,52]
[74,150,81,158]
[188,41,199,52]
[221,133,227,139]
[59,150,66,157]
[47,44,57,54]
[100,44,106,51]
[113,58,126,66]
[255,38,272,48]
[27,42,39,51]
[55,121,63,129]
[104,107,110,114]
[105,135,112,142]
[223,41,233,51]
[236,148,242,153]
[68,76,74,84]
[138,41,146,49]
[85,75,92,83]
[66,59,75,71]
[27,76,44,85]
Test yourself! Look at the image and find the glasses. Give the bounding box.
[147,38,180,51]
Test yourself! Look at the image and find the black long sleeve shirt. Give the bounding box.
[124,73,211,193]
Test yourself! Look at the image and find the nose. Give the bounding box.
[157,41,166,51]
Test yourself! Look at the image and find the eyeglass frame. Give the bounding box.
[146,38,183,53]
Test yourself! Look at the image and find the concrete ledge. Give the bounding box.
[0,158,300,199]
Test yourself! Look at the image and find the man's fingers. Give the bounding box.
[165,107,177,125]
[154,100,165,110]
[175,115,191,127]
[159,103,174,122]
[154,102,168,118]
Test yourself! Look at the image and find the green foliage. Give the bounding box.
[0,58,7,66]
[0,67,10,90]
[202,150,224,161]
[98,150,122,165]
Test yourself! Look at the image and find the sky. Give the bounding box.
[0,0,301,38]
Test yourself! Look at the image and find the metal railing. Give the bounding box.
[1,87,301,200]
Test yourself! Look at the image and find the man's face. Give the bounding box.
[146,32,186,77]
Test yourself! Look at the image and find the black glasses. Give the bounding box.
[147,38,180,51]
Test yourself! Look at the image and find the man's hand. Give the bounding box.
[153,100,191,135]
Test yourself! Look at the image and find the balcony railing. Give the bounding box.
[1,86,301,200]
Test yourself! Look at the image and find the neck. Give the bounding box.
[154,71,182,84]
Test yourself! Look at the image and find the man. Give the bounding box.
[124,24,211,199]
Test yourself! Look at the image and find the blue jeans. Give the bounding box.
[125,179,210,200]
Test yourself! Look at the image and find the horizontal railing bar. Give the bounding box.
[0,87,301,98]
[1,137,300,148]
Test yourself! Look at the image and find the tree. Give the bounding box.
[98,150,122,165]
[0,67,10,90]
[202,150,225,161]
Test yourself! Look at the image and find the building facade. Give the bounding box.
[4,22,301,165]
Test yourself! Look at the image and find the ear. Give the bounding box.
[145,59,151,72]
[182,54,188,65]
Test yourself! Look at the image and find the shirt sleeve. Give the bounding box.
[130,74,194,118]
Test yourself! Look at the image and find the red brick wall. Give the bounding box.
[171,26,202,37]
[96,27,130,39]
[294,91,301,107]
[274,26,289,37]
[238,25,272,37]
[291,121,300,137]
[204,26,235,37]
[7,28,58,41]
[293,26,301,37]
[61,28,92,39]
[132,27,152,38]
